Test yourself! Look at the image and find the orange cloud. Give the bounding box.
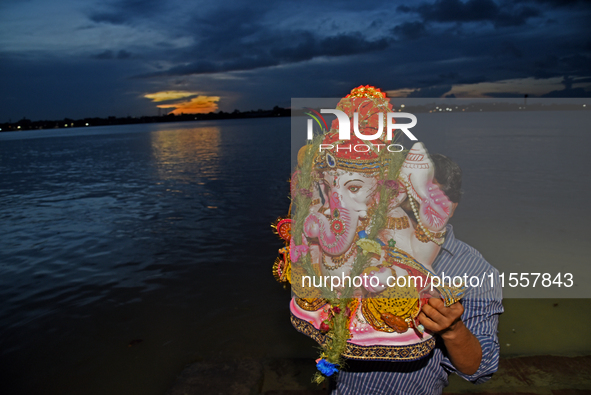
[144,91,220,114]
[144,91,199,102]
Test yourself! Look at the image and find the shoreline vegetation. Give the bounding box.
[1,102,588,133]
[0,106,290,133]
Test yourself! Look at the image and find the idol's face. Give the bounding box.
[321,169,377,217]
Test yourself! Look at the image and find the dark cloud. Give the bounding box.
[399,0,540,28]
[117,50,132,59]
[494,41,523,58]
[456,75,488,85]
[92,50,114,59]
[143,29,390,77]
[270,33,389,61]
[439,72,460,82]
[533,53,591,79]
[530,0,591,8]
[0,55,150,120]
[392,22,428,40]
[88,0,165,25]
[541,87,591,97]
[89,12,128,25]
[91,49,133,60]
[417,0,499,23]
[560,54,591,73]
[494,5,539,27]
[88,0,589,91]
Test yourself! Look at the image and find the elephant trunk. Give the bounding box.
[303,208,358,256]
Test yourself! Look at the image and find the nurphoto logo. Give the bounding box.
[305,108,418,153]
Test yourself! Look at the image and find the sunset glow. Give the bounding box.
[144,91,221,114]
[144,91,200,102]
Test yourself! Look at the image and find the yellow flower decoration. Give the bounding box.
[356,239,382,256]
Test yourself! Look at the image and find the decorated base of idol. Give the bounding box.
[272,86,464,383]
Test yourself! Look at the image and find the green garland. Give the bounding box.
[292,128,406,383]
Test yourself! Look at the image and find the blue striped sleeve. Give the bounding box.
[437,242,504,384]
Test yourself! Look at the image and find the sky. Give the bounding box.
[1,0,590,121]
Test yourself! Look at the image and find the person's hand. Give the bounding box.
[419,298,483,375]
[418,297,464,340]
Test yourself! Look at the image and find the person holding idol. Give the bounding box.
[272,86,502,394]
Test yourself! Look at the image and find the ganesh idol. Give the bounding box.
[272,86,464,378]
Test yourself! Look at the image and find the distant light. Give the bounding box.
[17,125,21,129]
[584,104,587,107]
[401,104,405,108]
[65,124,67,127]
[85,123,89,126]
[439,108,442,111]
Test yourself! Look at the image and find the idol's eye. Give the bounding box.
[348,186,361,193]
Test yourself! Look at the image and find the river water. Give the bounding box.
[0,113,590,394]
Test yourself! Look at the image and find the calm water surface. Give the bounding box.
[0,118,303,395]
[0,114,590,394]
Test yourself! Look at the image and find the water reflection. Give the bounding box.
[150,126,221,182]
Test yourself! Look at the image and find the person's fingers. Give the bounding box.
[427,297,444,309]
[418,311,438,331]
[422,302,446,324]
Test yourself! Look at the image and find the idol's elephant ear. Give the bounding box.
[400,142,452,232]
[399,142,434,202]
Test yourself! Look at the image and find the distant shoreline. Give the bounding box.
[0,106,290,132]
[2,102,588,133]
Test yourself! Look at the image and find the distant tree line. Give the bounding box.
[0,106,290,132]
[2,102,588,133]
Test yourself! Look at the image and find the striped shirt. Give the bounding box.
[332,225,504,395]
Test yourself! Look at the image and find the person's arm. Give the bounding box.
[419,298,482,375]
